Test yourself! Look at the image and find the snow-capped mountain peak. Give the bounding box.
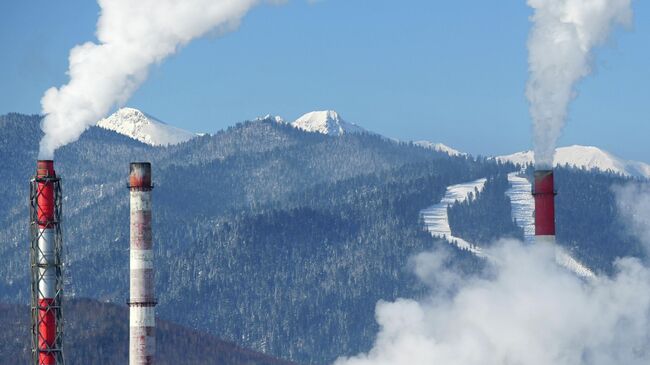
[97,107,196,146]
[497,145,650,179]
[414,141,465,157]
[291,110,365,136]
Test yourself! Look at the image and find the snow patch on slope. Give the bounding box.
[498,145,650,179]
[292,111,365,136]
[255,114,286,124]
[97,107,196,146]
[420,178,487,255]
[414,141,465,157]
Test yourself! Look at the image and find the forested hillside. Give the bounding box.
[1,112,645,363]
[0,299,297,365]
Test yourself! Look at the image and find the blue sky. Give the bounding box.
[1,1,648,160]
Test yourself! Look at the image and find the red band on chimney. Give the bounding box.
[534,170,555,236]
[36,160,56,228]
[38,298,56,365]
[129,162,152,189]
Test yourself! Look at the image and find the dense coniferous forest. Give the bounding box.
[0,113,646,363]
[448,173,525,245]
[551,166,642,274]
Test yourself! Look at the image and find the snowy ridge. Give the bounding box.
[497,145,650,179]
[255,114,286,124]
[291,111,365,136]
[97,107,196,146]
[420,178,487,255]
[506,171,595,278]
[413,141,465,157]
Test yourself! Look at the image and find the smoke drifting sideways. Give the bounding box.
[38,0,280,159]
[335,187,650,365]
[614,183,650,254]
[526,0,632,169]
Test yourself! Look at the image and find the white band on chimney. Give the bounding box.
[130,191,151,211]
[130,306,155,327]
[535,235,556,245]
[131,249,154,270]
[38,228,56,298]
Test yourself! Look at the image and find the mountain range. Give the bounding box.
[0,110,647,364]
[497,146,650,179]
[99,107,650,179]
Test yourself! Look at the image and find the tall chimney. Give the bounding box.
[534,169,556,244]
[30,160,65,364]
[128,162,156,365]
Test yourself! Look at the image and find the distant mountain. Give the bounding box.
[0,299,297,365]
[291,110,366,136]
[413,141,465,157]
[97,107,196,146]
[497,145,650,179]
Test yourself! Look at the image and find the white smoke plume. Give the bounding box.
[614,183,650,253]
[335,184,650,365]
[39,0,278,159]
[335,239,650,365]
[526,0,632,169]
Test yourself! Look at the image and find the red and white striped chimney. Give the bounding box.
[31,160,64,365]
[534,169,556,244]
[128,162,156,365]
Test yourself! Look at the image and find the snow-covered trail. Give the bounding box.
[506,171,595,278]
[420,173,595,278]
[506,172,536,244]
[420,178,487,255]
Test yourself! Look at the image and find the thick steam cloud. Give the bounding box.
[526,0,632,169]
[335,185,650,365]
[335,244,650,365]
[39,0,275,159]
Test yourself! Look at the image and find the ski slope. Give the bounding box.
[420,173,595,278]
[420,178,487,255]
[506,172,536,244]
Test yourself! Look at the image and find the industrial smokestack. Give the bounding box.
[534,169,555,244]
[128,162,156,365]
[30,160,65,364]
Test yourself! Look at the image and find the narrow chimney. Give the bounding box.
[128,162,156,365]
[30,160,65,364]
[534,169,556,244]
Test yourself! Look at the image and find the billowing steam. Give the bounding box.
[334,184,650,365]
[526,0,632,168]
[39,0,276,159]
[335,241,650,364]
